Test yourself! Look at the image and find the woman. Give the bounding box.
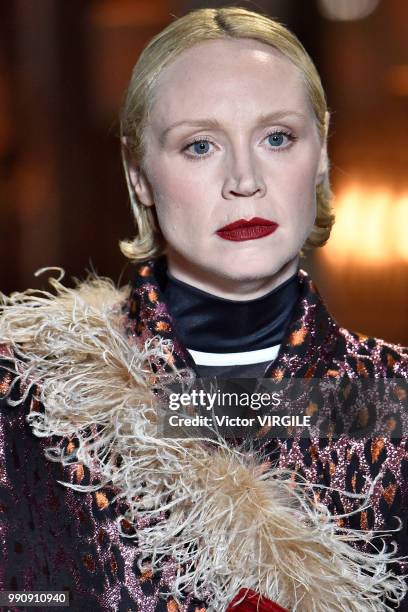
[1,6,407,611]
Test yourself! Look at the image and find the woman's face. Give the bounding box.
[131,38,327,298]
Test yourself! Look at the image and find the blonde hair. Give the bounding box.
[119,6,334,262]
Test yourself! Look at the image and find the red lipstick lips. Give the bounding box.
[216,217,279,242]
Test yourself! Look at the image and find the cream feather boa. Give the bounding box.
[0,268,406,611]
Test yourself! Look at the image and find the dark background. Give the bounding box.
[0,0,407,344]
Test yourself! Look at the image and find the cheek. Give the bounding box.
[151,156,215,206]
[150,161,202,208]
[149,170,210,240]
[269,155,318,236]
[277,151,319,204]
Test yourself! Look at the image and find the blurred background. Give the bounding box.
[0,0,407,344]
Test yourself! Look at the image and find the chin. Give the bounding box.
[218,250,298,279]
[206,253,296,284]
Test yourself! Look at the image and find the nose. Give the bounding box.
[222,147,266,199]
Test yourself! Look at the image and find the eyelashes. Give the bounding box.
[266,130,295,148]
[182,130,297,161]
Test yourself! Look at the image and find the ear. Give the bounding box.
[316,111,330,186]
[121,138,154,208]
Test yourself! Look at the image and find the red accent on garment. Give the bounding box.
[226,588,288,612]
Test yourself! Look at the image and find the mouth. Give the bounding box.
[216,217,279,242]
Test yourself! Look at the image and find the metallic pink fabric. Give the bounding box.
[1,260,407,611]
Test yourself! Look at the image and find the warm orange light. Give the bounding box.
[323,186,408,265]
[395,195,408,261]
[387,65,408,97]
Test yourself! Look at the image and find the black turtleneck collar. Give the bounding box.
[158,261,301,354]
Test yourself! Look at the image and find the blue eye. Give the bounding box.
[268,132,286,147]
[183,138,215,161]
[191,140,210,155]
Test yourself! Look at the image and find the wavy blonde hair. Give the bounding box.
[119,6,335,262]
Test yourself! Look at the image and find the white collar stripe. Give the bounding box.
[187,344,280,366]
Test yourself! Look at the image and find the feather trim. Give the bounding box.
[0,269,406,611]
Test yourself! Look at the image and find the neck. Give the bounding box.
[162,261,301,354]
[166,249,300,301]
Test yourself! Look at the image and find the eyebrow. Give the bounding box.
[158,111,307,146]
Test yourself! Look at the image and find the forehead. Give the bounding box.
[149,38,311,124]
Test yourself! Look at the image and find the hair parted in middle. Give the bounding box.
[119,6,335,263]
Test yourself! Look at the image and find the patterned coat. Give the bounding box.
[0,260,407,611]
